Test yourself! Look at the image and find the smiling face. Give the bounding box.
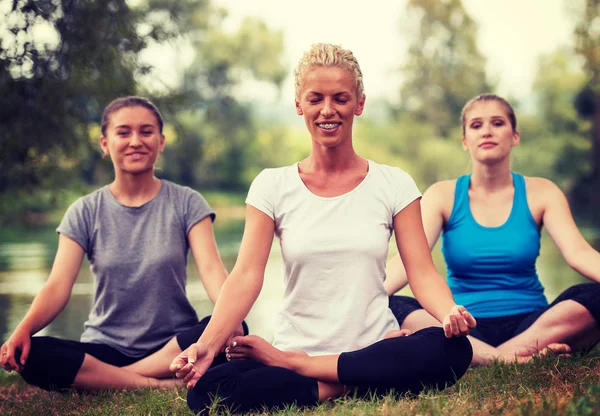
[461,100,520,164]
[295,66,365,149]
[100,106,165,177]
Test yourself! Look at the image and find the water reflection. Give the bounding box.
[0,222,595,344]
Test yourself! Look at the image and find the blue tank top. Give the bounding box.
[441,172,548,318]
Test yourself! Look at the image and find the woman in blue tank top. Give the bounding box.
[387,93,600,366]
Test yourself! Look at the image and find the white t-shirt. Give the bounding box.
[246,160,421,355]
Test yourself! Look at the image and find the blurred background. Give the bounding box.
[0,0,598,341]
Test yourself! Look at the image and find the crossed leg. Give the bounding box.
[399,300,596,366]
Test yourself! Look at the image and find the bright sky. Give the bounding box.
[207,0,574,104]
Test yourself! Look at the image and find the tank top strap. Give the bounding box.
[446,174,471,229]
[510,171,537,228]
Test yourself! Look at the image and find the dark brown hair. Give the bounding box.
[100,96,164,136]
[460,94,517,135]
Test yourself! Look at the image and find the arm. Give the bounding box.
[171,205,275,387]
[393,199,475,337]
[539,179,600,282]
[1,234,83,371]
[188,217,228,304]
[385,182,446,295]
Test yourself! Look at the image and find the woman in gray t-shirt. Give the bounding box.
[0,96,245,391]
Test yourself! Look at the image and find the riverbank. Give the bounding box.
[1,350,599,415]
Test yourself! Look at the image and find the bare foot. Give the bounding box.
[383,329,412,339]
[504,342,572,364]
[225,335,307,370]
[157,377,184,389]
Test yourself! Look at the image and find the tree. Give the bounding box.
[396,0,492,137]
[159,15,287,190]
[570,0,600,219]
[0,0,144,193]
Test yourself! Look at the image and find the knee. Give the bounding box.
[20,337,83,391]
[419,327,473,376]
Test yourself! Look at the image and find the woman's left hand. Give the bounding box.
[442,305,476,338]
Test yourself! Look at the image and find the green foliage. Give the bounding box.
[396,0,493,137]
[569,0,600,220]
[155,11,287,190]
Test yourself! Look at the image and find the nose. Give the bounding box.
[320,99,335,118]
[481,123,492,137]
[129,132,143,147]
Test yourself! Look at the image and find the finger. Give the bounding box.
[5,344,19,371]
[463,311,477,328]
[229,337,243,348]
[456,313,469,334]
[443,320,452,338]
[187,344,198,364]
[187,371,202,390]
[454,305,466,314]
[169,355,186,372]
[175,363,194,379]
[183,368,196,385]
[20,341,30,366]
[400,329,412,336]
[448,314,459,336]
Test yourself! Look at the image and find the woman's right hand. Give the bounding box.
[0,327,31,372]
[442,305,476,338]
[169,342,216,389]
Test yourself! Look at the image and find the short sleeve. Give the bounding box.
[392,169,422,216]
[183,189,215,235]
[245,169,275,220]
[56,198,91,252]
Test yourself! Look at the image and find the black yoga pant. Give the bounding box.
[389,282,600,347]
[187,327,472,414]
[15,316,248,391]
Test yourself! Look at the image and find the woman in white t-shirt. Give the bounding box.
[171,43,476,414]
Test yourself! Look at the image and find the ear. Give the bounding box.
[355,94,366,116]
[159,134,166,153]
[100,135,109,157]
[461,136,469,152]
[295,100,303,116]
[512,130,521,147]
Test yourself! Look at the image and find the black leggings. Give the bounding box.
[389,282,600,347]
[187,327,473,415]
[16,316,248,391]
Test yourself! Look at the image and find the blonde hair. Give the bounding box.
[293,43,364,101]
[460,93,517,135]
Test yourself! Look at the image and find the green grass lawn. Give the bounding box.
[1,350,599,415]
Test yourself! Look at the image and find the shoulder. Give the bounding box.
[368,160,415,184]
[66,186,107,214]
[161,179,200,199]
[422,179,456,210]
[523,176,566,203]
[250,165,297,188]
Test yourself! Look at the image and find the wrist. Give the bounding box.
[14,323,33,337]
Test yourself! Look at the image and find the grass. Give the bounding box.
[1,350,600,416]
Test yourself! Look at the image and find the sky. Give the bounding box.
[201,0,575,105]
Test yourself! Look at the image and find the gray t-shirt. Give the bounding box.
[57,180,215,357]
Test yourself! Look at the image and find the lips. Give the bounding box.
[479,142,497,148]
[126,152,148,160]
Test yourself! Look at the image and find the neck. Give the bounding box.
[109,171,161,206]
[470,160,512,191]
[304,141,362,173]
